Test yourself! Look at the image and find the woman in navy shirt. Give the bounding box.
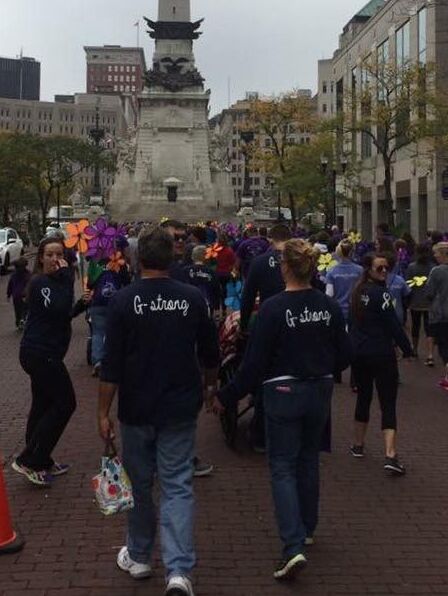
[215,239,351,581]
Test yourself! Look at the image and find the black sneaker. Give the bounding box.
[350,445,365,458]
[384,457,406,476]
[273,553,307,580]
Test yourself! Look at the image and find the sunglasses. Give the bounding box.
[373,265,389,273]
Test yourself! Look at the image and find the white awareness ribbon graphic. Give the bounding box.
[382,292,392,311]
[41,287,51,308]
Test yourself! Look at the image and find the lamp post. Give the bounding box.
[320,155,348,228]
[240,130,255,209]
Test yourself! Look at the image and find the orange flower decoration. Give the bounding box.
[107,251,126,273]
[205,243,223,261]
[65,220,92,254]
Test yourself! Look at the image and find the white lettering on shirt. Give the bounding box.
[285,307,332,328]
[41,287,51,308]
[269,256,277,268]
[134,294,190,317]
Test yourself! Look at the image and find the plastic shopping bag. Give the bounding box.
[92,439,134,516]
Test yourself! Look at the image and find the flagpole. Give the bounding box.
[136,20,140,48]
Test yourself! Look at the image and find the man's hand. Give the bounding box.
[98,414,115,442]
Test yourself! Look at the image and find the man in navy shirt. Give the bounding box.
[240,224,292,452]
[98,229,219,596]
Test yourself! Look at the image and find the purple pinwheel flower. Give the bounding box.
[85,217,119,260]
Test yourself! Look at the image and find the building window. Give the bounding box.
[232,178,237,186]
[132,66,136,72]
[396,21,410,68]
[322,81,327,94]
[418,8,427,64]
[322,103,327,113]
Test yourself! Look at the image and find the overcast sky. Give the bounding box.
[0,0,365,115]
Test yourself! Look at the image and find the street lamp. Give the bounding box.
[88,100,106,205]
[320,155,348,228]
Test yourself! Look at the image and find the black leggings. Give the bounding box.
[432,323,448,365]
[17,349,76,471]
[410,310,431,341]
[352,355,399,430]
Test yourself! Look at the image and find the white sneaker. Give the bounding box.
[165,575,195,596]
[116,546,152,579]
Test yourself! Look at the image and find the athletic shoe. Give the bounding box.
[116,546,152,579]
[273,553,307,580]
[350,445,365,458]
[193,457,213,477]
[165,575,195,595]
[438,378,448,390]
[253,443,266,454]
[305,536,314,546]
[384,457,406,476]
[11,460,53,487]
[49,462,70,477]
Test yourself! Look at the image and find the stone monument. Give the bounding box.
[109,0,234,222]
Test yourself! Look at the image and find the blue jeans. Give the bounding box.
[263,378,333,559]
[121,421,197,579]
[90,306,108,366]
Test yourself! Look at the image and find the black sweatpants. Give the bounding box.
[410,310,431,341]
[352,355,399,430]
[17,349,76,471]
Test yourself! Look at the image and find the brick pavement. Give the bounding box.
[1,272,448,596]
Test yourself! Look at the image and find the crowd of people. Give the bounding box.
[6,216,448,596]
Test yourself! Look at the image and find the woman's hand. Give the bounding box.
[56,259,68,270]
[82,290,93,304]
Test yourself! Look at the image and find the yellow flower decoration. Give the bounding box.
[64,220,93,254]
[407,276,428,288]
[348,231,362,245]
[318,253,338,273]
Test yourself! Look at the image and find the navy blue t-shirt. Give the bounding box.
[101,278,220,427]
[219,289,352,406]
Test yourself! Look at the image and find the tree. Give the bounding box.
[333,58,446,228]
[14,135,115,234]
[0,133,35,224]
[245,92,317,225]
[279,132,360,226]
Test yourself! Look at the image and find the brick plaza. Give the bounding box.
[1,272,448,596]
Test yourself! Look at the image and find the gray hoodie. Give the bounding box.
[426,264,448,324]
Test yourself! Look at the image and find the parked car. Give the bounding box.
[0,228,24,274]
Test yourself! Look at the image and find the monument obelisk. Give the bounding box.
[110,0,233,221]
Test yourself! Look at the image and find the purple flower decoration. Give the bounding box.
[85,217,118,260]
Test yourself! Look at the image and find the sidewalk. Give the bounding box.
[1,283,448,595]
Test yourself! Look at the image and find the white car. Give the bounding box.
[0,228,24,274]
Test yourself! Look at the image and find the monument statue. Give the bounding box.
[109,0,234,222]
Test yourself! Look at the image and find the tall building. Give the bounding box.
[318,0,448,239]
[84,46,146,99]
[0,93,129,196]
[0,56,40,100]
